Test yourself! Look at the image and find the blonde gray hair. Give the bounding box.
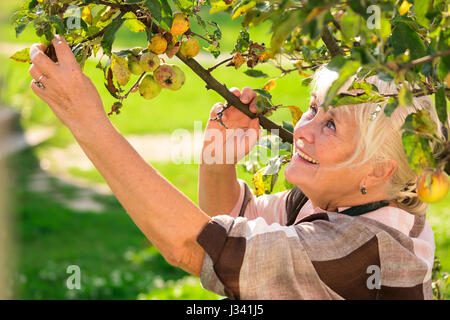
[311,66,447,216]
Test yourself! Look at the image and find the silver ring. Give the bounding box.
[34,75,45,89]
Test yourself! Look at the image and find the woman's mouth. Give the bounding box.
[293,148,320,166]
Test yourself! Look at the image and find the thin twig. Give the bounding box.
[120,72,146,100]
[207,57,233,72]
[187,31,215,44]
[80,11,126,44]
[207,53,253,73]
[399,49,450,71]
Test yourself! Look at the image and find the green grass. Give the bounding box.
[8,148,222,299]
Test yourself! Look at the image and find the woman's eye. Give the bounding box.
[309,105,317,115]
[326,120,336,131]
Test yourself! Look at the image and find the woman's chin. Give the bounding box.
[285,158,315,182]
[285,162,308,185]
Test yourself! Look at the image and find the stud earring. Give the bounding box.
[361,186,367,195]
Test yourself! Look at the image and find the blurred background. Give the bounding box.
[0,0,448,299]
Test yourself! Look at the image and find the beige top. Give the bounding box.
[196,179,435,299]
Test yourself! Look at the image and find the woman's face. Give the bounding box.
[285,93,368,206]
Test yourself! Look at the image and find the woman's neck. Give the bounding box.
[310,194,397,212]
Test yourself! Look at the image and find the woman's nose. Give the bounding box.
[294,118,315,145]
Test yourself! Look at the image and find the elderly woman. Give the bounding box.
[29,36,439,300]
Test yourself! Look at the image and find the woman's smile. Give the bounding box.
[294,139,320,165]
[293,149,320,166]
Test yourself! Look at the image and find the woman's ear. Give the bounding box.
[364,159,398,188]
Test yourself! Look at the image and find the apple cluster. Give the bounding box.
[110,13,201,100]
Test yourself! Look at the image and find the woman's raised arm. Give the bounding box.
[198,88,260,216]
[28,36,209,276]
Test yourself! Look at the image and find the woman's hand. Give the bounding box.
[29,35,108,138]
[202,87,261,165]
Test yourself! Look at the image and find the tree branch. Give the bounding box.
[175,53,294,143]
[207,57,233,72]
[186,30,215,44]
[143,12,294,143]
[81,10,126,43]
[321,26,343,57]
[399,49,450,71]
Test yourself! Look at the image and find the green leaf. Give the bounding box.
[232,1,256,20]
[234,29,250,53]
[384,98,399,117]
[331,92,383,107]
[146,0,162,22]
[123,12,147,32]
[101,18,124,56]
[340,8,360,41]
[254,89,272,100]
[437,55,450,83]
[348,0,368,17]
[379,17,391,42]
[321,57,360,110]
[145,0,172,30]
[204,43,221,58]
[49,15,66,35]
[15,21,28,38]
[398,85,413,107]
[401,109,438,137]
[270,10,304,56]
[414,0,432,28]
[9,47,31,63]
[173,0,194,12]
[253,155,286,195]
[254,95,273,113]
[401,131,435,174]
[145,0,172,29]
[210,0,232,14]
[160,0,173,30]
[391,22,426,60]
[301,77,313,87]
[244,69,268,78]
[435,86,448,126]
[282,121,294,133]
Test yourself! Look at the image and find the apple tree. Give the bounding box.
[9,0,450,203]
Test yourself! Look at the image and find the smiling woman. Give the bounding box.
[29,35,443,300]
[197,66,444,299]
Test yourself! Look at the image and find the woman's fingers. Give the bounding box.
[52,35,79,69]
[30,43,57,76]
[240,87,258,113]
[29,64,43,81]
[229,87,241,98]
[30,79,54,106]
[240,87,257,104]
[249,100,258,114]
[212,102,224,116]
